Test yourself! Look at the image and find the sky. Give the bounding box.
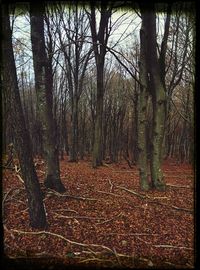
[12,8,141,79]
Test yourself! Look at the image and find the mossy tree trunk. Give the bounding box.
[141,6,166,191]
[137,20,150,191]
[2,4,47,229]
[30,3,66,193]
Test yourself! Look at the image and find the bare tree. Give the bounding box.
[87,2,112,168]
[30,3,66,193]
[2,4,47,228]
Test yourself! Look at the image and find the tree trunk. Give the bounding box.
[150,84,166,190]
[69,98,78,162]
[92,91,103,167]
[89,4,111,168]
[137,20,150,191]
[30,3,66,193]
[2,4,47,229]
[142,8,166,191]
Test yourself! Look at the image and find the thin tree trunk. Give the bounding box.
[30,3,66,193]
[69,98,78,162]
[92,91,103,167]
[2,4,47,229]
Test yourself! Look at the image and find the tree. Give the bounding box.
[139,4,170,191]
[137,13,150,190]
[87,2,112,168]
[2,4,47,228]
[30,3,66,193]
[55,3,92,162]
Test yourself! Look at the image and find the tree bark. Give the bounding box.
[92,90,103,167]
[69,97,79,162]
[89,4,111,168]
[2,4,47,229]
[141,7,166,191]
[137,20,150,191]
[30,3,66,193]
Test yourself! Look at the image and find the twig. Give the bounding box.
[153,244,193,250]
[16,174,24,184]
[11,229,114,254]
[113,247,121,266]
[54,213,106,221]
[136,236,193,250]
[97,190,121,197]
[108,179,114,192]
[116,185,146,199]
[150,200,194,213]
[113,170,138,174]
[14,164,21,173]
[116,185,193,213]
[2,187,25,219]
[96,212,122,225]
[55,209,79,214]
[166,184,192,189]
[107,232,160,236]
[2,188,17,205]
[47,189,98,201]
[79,257,113,264]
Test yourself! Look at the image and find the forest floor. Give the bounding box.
[2,156,195,269]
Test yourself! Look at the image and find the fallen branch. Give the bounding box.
[113,247,121,266]
[47,189,98,201]
[166,184,192,189]
[116,185,193,213]
[78,257,113,264]
[136,237,193,250]
[16,174,24,184]
[13,165,24,184]
[55,209,79,214]
[54,213,106,221]
[11,229,114,254]
[150,200,193,213]
[108,179,114,192]
[113,171,138,174]
[2,188,17,205]
[14,164,21,173]
[116,185,146,199]
[153,244,193,250]
[96,212,122,225]
[107,232,160,236]
[97,190,121,197]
